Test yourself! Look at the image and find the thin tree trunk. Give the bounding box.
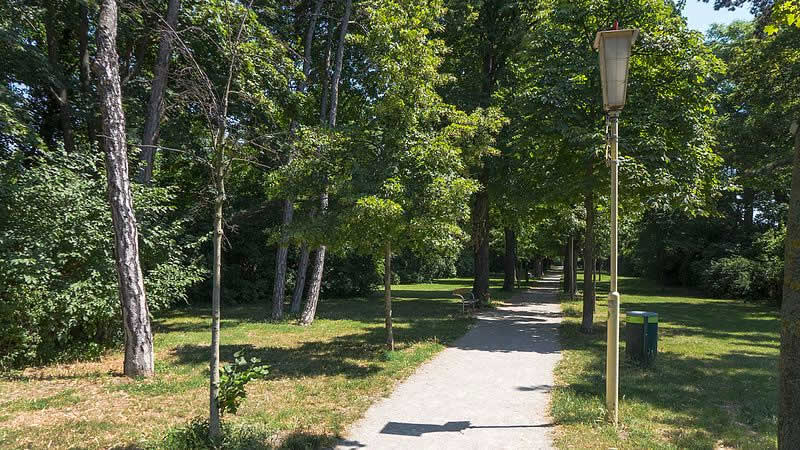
[743,187,755,233]
[45,8,75,153]
[384,243,394,351]
[290,245,311,313]
[138,0,180,184]
[581,190,595,333]
[779,121,800,449]
[326,0,350,129]
[95,0,154,378]
[503,227,516,290]
[272,197,292,320]
[563,243,570,293]
[272,0,323,320]
[79,2,96,147]
[208,169,224,441]
[302,0,351,325]
[568,236,575,298]
[571,238,578,297]
[472,185,490,304]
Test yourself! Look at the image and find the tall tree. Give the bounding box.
[95,0,154,377]
[165,0,293,437]
[299,0,352,326]
[271,0,324,321]
[515,0,721,330]
[439,0,525,304]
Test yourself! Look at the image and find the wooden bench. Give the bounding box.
[452,288,479,313]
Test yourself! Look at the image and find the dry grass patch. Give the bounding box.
[0,278,504,449]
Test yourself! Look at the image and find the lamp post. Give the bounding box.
[594,26,637,426]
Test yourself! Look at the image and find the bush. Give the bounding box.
[319,252,380,297]
[158,417,272,449]
[699,256,755,298]
[696,255,782,304]
[393,248,457,283]
[0,152,204,369]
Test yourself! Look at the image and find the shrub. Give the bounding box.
[699,256,755,299]
[0,151,205,369]
[319,252,380,297]
[696,255,782,304]
[217,351,269,417]
[393,248,457,283]
[159,417,272,449]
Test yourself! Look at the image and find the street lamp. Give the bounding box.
[594,26,638,426]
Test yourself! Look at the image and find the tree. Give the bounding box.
[299,0,352,326]
[513,0,721,331]
[271,0,324,321]
[95,0,154,377]
[338,0,484,338]
[704,7,800,444]
[165,0,293,438]
[439,0,526,305]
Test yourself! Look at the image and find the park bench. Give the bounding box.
[452,288,479,313]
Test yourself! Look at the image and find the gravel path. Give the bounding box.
[335,269,563,450]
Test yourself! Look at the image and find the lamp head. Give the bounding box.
[594,28,638,112]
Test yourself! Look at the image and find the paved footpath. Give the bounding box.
[336,269,563,450]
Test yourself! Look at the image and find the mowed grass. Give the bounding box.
[553,273,779,449]
[0,277,521,449]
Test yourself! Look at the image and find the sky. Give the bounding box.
[683,1,754,33]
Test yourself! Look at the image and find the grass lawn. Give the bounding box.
[0,277,522,449]
[553,273,780,449]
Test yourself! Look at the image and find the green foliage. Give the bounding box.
[0,151,204,369]
[217,350,269,417]
[159,417,272,449]
[698,256,757,299]
[394,249,457,283]
[320,252,381,297]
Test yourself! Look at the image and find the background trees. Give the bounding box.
[0,0,796,443]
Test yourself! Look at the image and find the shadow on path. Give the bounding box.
[379,421,554,436]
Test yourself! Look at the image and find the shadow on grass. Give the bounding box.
[170,312,472,380]
[556,293,778,448]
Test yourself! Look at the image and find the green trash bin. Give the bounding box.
[625,311,658,365]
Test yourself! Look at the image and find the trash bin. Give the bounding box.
[625,311,658,365]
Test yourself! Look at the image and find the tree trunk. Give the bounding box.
[299,215,326,326]
[290,245,311,313]
[302,0,351,324]
[384,243,394,351]
[138,0,180,184]
[503,227,516,290]
[327,0,350,129]
[571,238,578,297]
[45,8,75,154]
[95,0,154,378]
[563,243,570,293]
[568,237,574,297]
[581,191,595,333]
[271,0,323,321]
[743,187,755,233]
[472,185,490,304]
[271,198,292,321]
[79,2,96,147]
[208,169,224,441]
[779,122,800,449]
